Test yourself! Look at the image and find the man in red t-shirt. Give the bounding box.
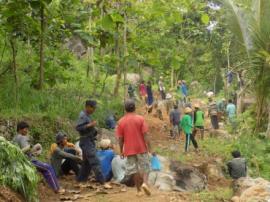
[116,99,152,196]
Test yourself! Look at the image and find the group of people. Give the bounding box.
[11,75,245,197]
[12,99,154,197]
[169,103,204,153]
[208,97,237,130]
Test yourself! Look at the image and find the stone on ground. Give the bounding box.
[232,177,270,202]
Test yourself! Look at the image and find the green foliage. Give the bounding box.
[0,137,39,202]
[191,187,233,202]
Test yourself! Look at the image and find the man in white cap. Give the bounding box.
[96,139,115,182]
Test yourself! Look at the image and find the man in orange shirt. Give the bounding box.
[116,99,152,196]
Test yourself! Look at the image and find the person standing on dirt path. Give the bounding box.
[76,100,106,185]
[193,104,205,140]
[208,98,219,129]
[128,84,135,100]
[181,107,198,152]
[146,81,154,114]
[158,76,166,100]
[226,99,237,129]
[170,104,181,139]
[139,80,147,102]
[116,99,152,196]
[13,122,63,193]
[181,80,188,104]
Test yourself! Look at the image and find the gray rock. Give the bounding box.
[232,177,270,202]
[170,161,207,192]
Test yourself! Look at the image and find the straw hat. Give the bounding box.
[194,104,200,108]
[100,139,111,149]
[184,107,192,113]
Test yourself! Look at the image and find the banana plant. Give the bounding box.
[221,0,270,132]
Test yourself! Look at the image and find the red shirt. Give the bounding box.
[139,84,147,96]
[116,113,148,156]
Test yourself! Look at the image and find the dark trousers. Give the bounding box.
[193,126,204,139]
[77,137,104,183]
[62,148,80,176]
[31,159,59,191]
[210,115,219,129]
[160,90,166,100]
[185,133,198,152]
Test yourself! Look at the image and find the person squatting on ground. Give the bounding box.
[193,104,205,140]
[96,139,115,182]
[75,100,105,184]
[50,132,82,177]
[13,121,63,193]
[169,104,181,139]
[208,97,219,129]
[181,107,198,152]
[116,99,152,196]
[227,150,247,179]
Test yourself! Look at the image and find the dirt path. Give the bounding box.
[39,101,232,202]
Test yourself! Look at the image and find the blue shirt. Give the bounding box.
[181,84,188,96]
[226,103,236,118]
[96,149,115,181]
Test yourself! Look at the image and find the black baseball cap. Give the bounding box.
[85,100,97,108]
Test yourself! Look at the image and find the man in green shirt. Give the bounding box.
[181,107,198,152]
[193,104,205,140]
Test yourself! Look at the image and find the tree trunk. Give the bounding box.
[113,24,121,96]
[10,39,17,87]
[123,12,128,101]
[266,104,270,138]
[171,66,174,89]
[38,5,45,90]
[224,41,231,100]
[10,38,18,112]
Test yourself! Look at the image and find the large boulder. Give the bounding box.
[194,159,224,179]
[148,171,175,191]
[126,73,140,85]
[232,177,270,202]
[170,161,207,192]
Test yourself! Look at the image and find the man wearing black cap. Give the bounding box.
[76,100,105,184]
[50,132,81,177]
